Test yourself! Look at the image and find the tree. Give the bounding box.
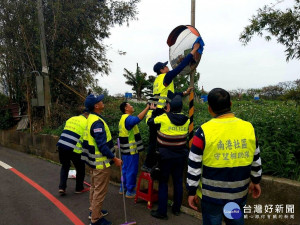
[240,0,300,61]
[144,75,156,97]
[0,0,140,107]
[90,79,109,97]
[278,80,295,92]
[123,63,149,99]
[229,88,246,100]
[261,85,285,99]
[246,88,262,98]
[283,79,300,105]
[173,72,202,97]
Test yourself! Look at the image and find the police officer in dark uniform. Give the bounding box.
[147,95,190,220]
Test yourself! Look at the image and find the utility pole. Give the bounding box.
[191,0,196,32]
[37,0,51,123]
[189,0,196,148]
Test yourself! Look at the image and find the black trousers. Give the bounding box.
[143,125,158,168]
[143,108,165,168]
[58,146,85,191]
[157,157,186,215]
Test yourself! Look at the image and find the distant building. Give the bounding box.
[201,95,208,102]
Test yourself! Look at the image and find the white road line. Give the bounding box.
[0,160,12,169]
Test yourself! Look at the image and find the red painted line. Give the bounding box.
[10,168,84,225]
[71,175,91,187]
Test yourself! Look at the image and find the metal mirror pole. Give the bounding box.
[37,0,51,124]
[189,0,196,148]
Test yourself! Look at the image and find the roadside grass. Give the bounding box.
[42,98,300,181]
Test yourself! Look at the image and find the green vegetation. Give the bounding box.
[101,98,300,181]
[233,100,300,181]
[0,0,298,182]
[0,0,140,129]
[7,93,300,181]
[0,109,13,130]
[240,0,300,61]
[123,64,203,99]
[123,64,150,99]
[0,93,14,129]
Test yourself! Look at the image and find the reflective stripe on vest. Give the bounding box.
[81,146,114,166]
[119,140,143,148]
[74,141,83,154]
[57,115,87,154]
[148,96,171,106]
[81,113,114,169]
[57,139,76,149]
[202,177,250,189]
[154,113,189,148]
[157,131,187,147]
[118,114,144,155]
[153,73,174,108]
[61,133,79,142]
[196,117,256,204]
[200,187,249,200]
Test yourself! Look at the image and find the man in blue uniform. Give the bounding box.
[82,94,122,225]
[148,95,190,220]
[141,42,200,173]
[57,111,89,195]
[118,102,149,198]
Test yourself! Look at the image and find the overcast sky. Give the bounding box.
[97,0,299,96]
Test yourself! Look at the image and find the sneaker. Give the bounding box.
[150,210,168,220]
[101,210,108,217]
[90,217,112,225]
[125,190,136,198]
[119,187,126,195]
[58,189,66,196]
[141,165,152,173]
[88,210,108,220]
[74,187,90,194]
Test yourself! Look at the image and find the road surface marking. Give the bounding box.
[0,160,12,169]
[0,160,84,225]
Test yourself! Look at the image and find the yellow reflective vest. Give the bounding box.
[81,113,115,169]
[118,114,144,155]
[152,73,175,108]
[197,117,256,205]
[154,113,189,149]
[145,110,153,123]
[57,115,87,154]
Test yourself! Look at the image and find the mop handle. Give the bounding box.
[118,138,128,223]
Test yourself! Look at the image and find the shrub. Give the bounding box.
[0,94,15,130]
[105,99,300,181]
[0,108,14,130]
[233,100,300,181]
[38,97,300,181]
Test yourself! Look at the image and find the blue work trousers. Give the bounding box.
[201,199,246,225]
[157,157,185,216]
[120,153,139,192]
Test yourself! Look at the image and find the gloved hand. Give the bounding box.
[192,36,205,54]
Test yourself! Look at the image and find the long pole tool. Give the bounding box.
[117,138,137,225]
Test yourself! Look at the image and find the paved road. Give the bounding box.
[0,146,201,225]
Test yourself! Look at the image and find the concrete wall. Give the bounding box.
[0,130,299,225]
